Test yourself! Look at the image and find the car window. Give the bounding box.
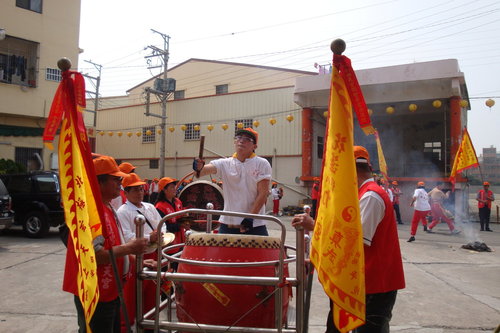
[36,175,58,193]
[0,179,8,196]
[6,176,31,194]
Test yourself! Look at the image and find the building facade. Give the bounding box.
[0,0,81,171]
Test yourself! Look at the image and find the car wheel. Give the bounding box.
[22,211,50,238]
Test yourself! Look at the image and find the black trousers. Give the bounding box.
[393,204,402,224]
[75,295,121,333]
[479,207,491,230]
[326,290,398,333]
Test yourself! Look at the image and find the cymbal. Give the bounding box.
[148,232,175,249]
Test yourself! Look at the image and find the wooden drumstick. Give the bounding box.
[196,135,205,177]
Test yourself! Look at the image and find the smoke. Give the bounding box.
[454,211,483,244]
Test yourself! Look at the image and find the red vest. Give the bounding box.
[478,189,493,209]
[392,187,401,205]
[155,198,187,250]
[359,181,405,294]
[311,183,320,200]
[63,203,126,301]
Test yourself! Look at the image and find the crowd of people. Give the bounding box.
[63,127,494,332]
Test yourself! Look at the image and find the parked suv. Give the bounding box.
[0,178,14,230]
[0,171,64,238]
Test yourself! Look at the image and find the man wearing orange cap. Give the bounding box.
[111,162,137,210]
[477,181,495,231]
[292,146,405,333]
[117,173,166,323]
[391,181,403,225]
[193,128,271,235]
[271,182,280,216]
[63,155,150,333]
[408,181,431,242]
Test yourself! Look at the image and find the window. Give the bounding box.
[424,141,442,161]
[16,0,42,13]
[184,123,201,141]
[149,159,159,169]
[15,147,42,171]
[216,84,228,95]
[46,68,61,82]
[174,90,185,100]
[317,136,324,159]
[36,174,58,193]
[142,126,156,143]
[234,119,253,134]
[0,36,39,87]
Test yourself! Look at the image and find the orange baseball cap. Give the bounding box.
[235,127,258,144]
[122,173,146,188]
[118,162,136,174]
[353,146,370,164]
[417,181,425,187]
[158,177,178,191]
[94,155,127,177]
[392,181,398,185]
[483,181,490,186]
[153,177,159,182]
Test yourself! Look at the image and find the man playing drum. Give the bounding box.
[193,128,272,236]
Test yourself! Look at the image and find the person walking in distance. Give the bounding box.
[427,182,459,234]
[477,181,495,231]
[192,127,271,236]
[408,181,431,242]
[271,182,280,216]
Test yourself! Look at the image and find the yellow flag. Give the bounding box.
[374,131,389,180]
[449,127,479,189]
[310,66,365,332]
[45,70,102,332]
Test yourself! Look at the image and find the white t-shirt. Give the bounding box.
[359,179,385,246]
[211,155,272,226]
[116,200,165,253]
[271,187,280,200]
[413,188,431,211]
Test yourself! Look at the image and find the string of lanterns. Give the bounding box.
[97,113,298,137]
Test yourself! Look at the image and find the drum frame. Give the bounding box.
[134,208,307,333]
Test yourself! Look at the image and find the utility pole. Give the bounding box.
[144,29,172,178]
[82,60,102,127]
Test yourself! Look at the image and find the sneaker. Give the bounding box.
[485,229,493,232]
[451,229,461,235]
[426,228,434,233]
[423,225,428,232]
[407,236,415,242]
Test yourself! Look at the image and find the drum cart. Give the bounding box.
[133,208,309,333]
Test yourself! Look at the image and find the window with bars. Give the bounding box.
[0,36,39,87]
[150,159,159,169]
[16,0,42,13]
[216,84,228,95]
[184,123,201,141]
[234,119,253,134]
[46,68,61,82]
[142,126,156,143]
[15,147,42,171]
[174,90,185,100]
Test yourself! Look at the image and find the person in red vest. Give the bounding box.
[311,177,320,218]
[155,177,189,265]
[291,146,405,333]
[63,155,150,333]
[391,181,403,224]
[477,181,495,231]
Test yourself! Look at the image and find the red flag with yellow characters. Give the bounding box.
[43,67,103,332]
[310,64,366,332]
[449,127,479,190]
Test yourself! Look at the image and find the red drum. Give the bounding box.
[175,233,290,328]
[178,180,224,231]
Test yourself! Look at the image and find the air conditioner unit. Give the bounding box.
[154,78,176,93]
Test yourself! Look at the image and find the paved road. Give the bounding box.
[0,218,499,333]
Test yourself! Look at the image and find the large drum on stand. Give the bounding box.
[175,233,290,328]
[178,180,224,231]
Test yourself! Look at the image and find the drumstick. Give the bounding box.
[196,135,205,178]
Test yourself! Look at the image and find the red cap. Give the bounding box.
[392,181,398,185]
[484,181,490,186]
[417,181,425,187]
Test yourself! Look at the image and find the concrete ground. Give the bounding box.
[0,217,499,333]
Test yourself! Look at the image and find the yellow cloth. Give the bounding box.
[310,66,365,332]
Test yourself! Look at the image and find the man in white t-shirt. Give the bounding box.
[193,128,271,235]
[408,181,431,242]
